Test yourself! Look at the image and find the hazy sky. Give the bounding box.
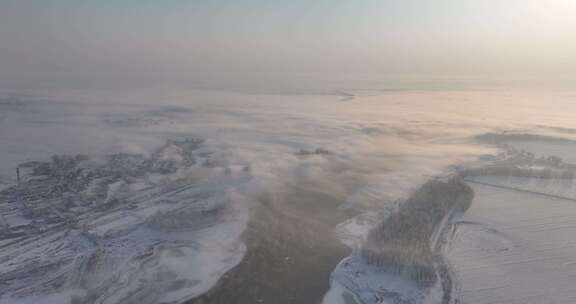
[1,0,575,89]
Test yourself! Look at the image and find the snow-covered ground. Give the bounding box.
[2,88,576,303]
[449,141,576,304]
[450,182,576,304]
[324,139,576,304]
[0,139,251,304]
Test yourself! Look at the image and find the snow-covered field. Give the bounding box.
[2,88,576,303]
[451,182,576,304]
